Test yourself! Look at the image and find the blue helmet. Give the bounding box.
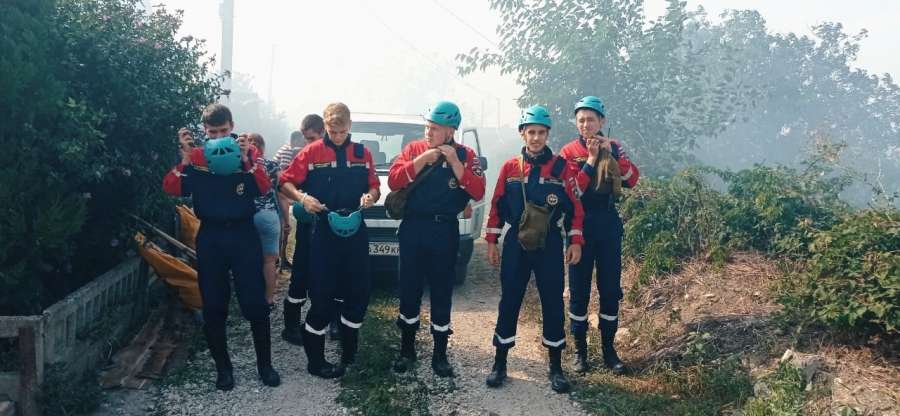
[426,101,462,129]
[518,105,552,131]
[574,96,606,118]
[327,209,362,237]
[203,136,242,175]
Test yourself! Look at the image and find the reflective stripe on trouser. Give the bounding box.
[304,221,371,333]
[493,227,566,349]
[568,209,624,334]
[288,221,314,301]
[397,218,458,334]
[196,221,269,325]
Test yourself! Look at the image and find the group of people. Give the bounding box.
[162,96,639,394]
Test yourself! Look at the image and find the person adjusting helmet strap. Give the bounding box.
[559,96,641,376]
[386,100,485,378]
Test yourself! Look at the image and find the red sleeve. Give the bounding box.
[560,143,590,198]
[162,163,188,196]
[563,162,585,246]
[457,147,486,201]
[388,141,418,191]
[485,162,509,244]
[279,146,310,187]
[245,146,271,195]
[610,140,640,188]
[365,149,380,190]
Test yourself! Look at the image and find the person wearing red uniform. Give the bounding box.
[279,103,380,379]
[387,101,486,377]
[162,104,281,390]
[484,105,584,393]
[558,96,640,375]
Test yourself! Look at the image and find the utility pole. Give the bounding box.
[219,0,234,101]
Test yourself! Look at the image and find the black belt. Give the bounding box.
[404,213,458,223]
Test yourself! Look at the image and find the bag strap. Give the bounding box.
[405,154,445,193]
[518,156,528,206]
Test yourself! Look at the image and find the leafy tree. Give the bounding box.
[0,0,222,315]
[457,0,753,175]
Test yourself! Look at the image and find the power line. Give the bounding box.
[355,0,514,103]
[429,0,500,49]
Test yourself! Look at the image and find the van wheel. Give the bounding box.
[455,239,474,286]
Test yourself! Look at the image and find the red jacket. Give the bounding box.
[485,149,585,246]
[389,139,485,198]
[559,137,640,200]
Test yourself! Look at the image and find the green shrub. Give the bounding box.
[780,209,900,336]
[620,169,729,283]
[742,363,806,416]
[715,164,846,258]
[0,0,221,315]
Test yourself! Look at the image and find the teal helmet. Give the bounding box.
[426,101,462,129]
[203,136,242,175]
[574,96,606,118]
[327,209,362,237]
[292,201,317,224]
[518,105,552,131]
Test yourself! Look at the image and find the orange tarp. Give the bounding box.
[175,205,200,249]
[135,232,202,310]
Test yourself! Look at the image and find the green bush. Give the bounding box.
[780,209,900,336]
[715,164,846,258]
[0,0,221,315]
[742,363,806,416]
[620,169,729,283]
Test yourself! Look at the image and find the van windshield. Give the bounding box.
[351,122,424,169]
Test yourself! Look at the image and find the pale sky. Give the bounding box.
[155,0,900,129]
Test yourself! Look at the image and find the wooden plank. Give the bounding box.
[130,215,197,260]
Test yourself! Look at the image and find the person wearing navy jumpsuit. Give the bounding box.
[279,103,380,379]
[386,101,486,377]
[483,106,585,393]
[162,104,281,391]
[559,96,641,375]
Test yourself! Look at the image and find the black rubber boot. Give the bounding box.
[600,319,628,375]
[392,325,417,373]
[281,299,304,346]
[338,324,359,372]
[302,328,344,379]
[548,347,571,393]
[250,318,281,387]
[573,332,590,373]
[203,323,234,391]
[431,333,454,378]
[485,347,508,388]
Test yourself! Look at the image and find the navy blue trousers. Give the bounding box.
[304,221,371,334]
[493,228,566,350]
[567,208,624,335]
[196,220,269,327]
[396,218,459,335]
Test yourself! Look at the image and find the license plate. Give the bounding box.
[368,242,399,256]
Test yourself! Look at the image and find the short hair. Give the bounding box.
[300,114,325,134]
[289,130,304,146]
[323,102,351,128]
[201,103,233,126]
